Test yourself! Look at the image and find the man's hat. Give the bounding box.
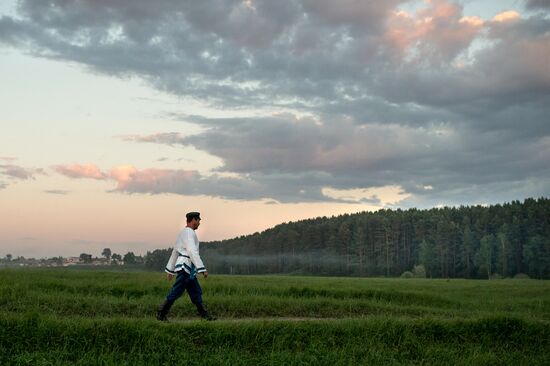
[186,211,201,220]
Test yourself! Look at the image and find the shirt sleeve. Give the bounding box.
[184,229,206,273]
[164,248,178,274]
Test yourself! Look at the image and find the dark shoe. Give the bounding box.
[196,303,217,321]
[157,299,174,321]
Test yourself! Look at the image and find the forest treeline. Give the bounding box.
[146,198,550,279]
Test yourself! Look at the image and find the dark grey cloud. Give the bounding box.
[302,0,404,32]
[525,0,550,10]
[1,1,546,115]
[1,0,549,206]
[371,16,550,126]
[120,112,549,205]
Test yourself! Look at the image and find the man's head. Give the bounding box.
[186,211,201,230]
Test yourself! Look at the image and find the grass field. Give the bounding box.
[1,269,549,365]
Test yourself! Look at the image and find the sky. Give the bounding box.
[1,0,549,258]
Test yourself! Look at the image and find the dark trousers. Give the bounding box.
[166,271,203,305]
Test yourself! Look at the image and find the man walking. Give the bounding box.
[157,211,216,321]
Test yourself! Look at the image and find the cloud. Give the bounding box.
[1,0,547,115]
[322,186,408,205]
[106,165,341,202]
[0,164,45,180]
[110,168,352,203]
[49,160,356,202]
[302,0,405,32]
[384,0,485,64]
[117,111,549,205]
[121,132,184,145]
[179,114,429,174]
[0,163,46,190]
[44,189,70,195]
[52,164,107,180]
[109,165,197,193]
[492,11,521,23]
[525,0,550,10]
[1,0,548,206]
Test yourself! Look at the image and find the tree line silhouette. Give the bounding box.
[145,198,549,279]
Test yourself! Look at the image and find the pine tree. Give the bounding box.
[476,234,496,279]
[419,240,436,278]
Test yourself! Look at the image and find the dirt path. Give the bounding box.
[167,317,341,323]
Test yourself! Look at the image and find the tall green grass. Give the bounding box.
[1,269,548,320]
[1,269,549,365]
[1,314,548,365]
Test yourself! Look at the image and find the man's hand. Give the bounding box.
[166,273,174,280]
[202,271,209,279]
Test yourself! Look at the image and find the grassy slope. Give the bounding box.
[1,269,549,365]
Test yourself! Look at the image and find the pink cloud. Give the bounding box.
[53,164,106,180]
[109,165,198,193]
[492,11,520,23]
[52,163,199,194]
[384,0,484,63]
[109,165,138,183]
[51,162,201,195]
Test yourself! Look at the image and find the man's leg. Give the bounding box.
[157,271,188,321]
[186,277,216,320]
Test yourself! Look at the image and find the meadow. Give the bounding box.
[0,269,549,365]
